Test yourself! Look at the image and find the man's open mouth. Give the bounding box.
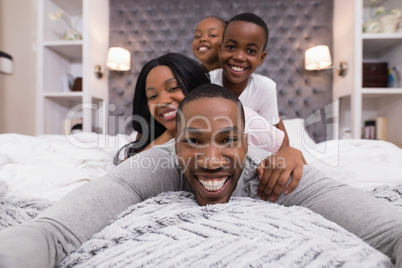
[197,175,228,191]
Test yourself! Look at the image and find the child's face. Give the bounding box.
[145,65,185,133]
[219,21,267,85]
[192,18,224,68]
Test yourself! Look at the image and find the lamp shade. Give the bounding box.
[107,47,131,71]
[305,45,332,70]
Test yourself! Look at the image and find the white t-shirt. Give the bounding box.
[244,106,284,153]
[209,68,280,125]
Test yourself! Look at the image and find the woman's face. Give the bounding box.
[145,65,186,132]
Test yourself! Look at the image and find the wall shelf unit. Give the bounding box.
[36,0,109,135]
[333,0,402,146]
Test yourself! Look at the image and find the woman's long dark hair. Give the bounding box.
[114,53,210,165]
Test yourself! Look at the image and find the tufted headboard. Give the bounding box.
[108,0,333,142]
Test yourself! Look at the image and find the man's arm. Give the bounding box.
[275,165,402,267]
[0,144,182,268]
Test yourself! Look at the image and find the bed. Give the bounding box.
[1,119,402,267]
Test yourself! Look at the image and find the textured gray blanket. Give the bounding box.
[0,179,53,230]
[58,191,399,268]
[1,180,401,268]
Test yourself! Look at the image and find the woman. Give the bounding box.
[114,53,210,164]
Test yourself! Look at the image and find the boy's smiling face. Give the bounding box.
[175,97,248,206]
[219,21,267,87]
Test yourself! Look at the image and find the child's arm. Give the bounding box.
[256,146,306,202]
[244,106,284,153]
[244,107,305,200]
[276,117,289,149]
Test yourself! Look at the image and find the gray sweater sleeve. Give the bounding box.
[0,143,183,268]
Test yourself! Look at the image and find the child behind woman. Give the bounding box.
[209,12,290,146]
[192,16,226,71]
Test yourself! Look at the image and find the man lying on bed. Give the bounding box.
[0,84,401,268]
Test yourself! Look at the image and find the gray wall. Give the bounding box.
[108,0,333,142]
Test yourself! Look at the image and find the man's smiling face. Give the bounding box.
[175,97,248,206]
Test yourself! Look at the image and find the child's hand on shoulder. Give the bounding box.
[256,146,306,202]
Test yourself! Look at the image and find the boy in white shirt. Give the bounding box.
[209,12,289,146]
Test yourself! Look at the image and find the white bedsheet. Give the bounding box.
[303,139,402,189]
[284,118,402,189]
[0,133,130,200]
[1,122,401,201]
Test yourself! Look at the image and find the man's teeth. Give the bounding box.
[163,110,176,118]
[199,47,208,51]
[199,177,228,191]
[230,66,245,72]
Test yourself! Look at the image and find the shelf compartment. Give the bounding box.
[44,0,83,42]
[50,0,82,16]
[360,94,402,145]
[44,46,82,93]
[44,97,83,134]
[362,33,402,53]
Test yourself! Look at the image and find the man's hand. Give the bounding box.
[256,146,307,202]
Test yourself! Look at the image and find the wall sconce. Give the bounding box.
[93,47,131,79]
[0,51,13,74]
[305,45,348,76]
[107,47,131,71]
[94,65,104,79]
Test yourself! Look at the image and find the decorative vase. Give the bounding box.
[380,14,399,33]
[64,28,82,41]
[363,19,381,33]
